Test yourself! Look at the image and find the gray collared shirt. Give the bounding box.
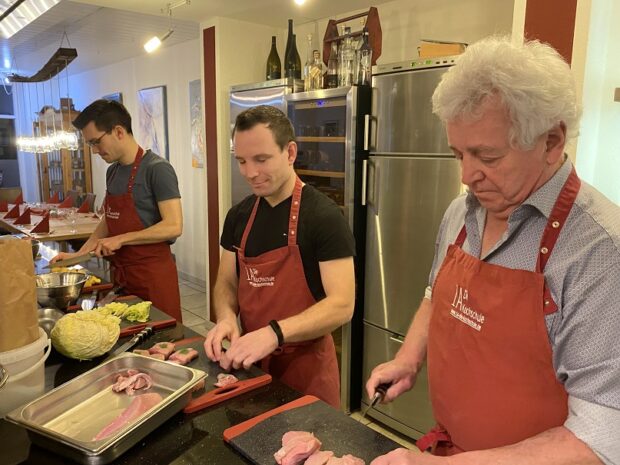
[428,160,620,464]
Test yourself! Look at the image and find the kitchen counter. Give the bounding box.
[0,322,302,465]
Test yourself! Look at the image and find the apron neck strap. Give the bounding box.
[536,167,580,273]
[127,147,145,194]
[238,176,304,256]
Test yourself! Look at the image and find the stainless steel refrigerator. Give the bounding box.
[229,79,303,206]
[361,58,463,438]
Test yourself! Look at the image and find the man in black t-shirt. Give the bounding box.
[204,106,355,407]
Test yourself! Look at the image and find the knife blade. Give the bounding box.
[102,326,154,363]
[45,251,95,268]
[361,383,390,420]
[97,286,123,306]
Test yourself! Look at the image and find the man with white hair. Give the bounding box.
[367,36,620,465]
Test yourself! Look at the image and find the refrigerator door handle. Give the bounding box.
[364,114,375,151]
[366,158,379,213]
[361,159,368,206]
[389,335,405,344]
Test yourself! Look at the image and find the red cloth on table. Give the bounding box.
[30,213,50,233]
[5,203,20,219]
[58,197,73,208]
[13,193,23,205]
[77,200,90,213]
[14,208,31,225]
[0,200,7,212]
[48,192,60,204]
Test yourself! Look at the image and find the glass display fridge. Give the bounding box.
[286,85,371,412]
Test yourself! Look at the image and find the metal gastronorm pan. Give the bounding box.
[6,352,206,465]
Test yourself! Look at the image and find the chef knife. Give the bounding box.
[361,383,390,420]
[97,286,123,306]
[44,251,95,268]
[102,326,153,363]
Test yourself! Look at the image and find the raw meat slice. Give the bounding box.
[214,373,239,388]
[112,370,153,395]
[92,392,162,441]
[274,431,321,465]
[168,348,199,365]
[305,450,335,465]
[326,455,365,465]
[148,342,175,358]
[148,353,166,361]
[133,349,150,356]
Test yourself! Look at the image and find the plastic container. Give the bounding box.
[0,327,51,417]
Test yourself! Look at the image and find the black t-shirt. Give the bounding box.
[221,185,355,301]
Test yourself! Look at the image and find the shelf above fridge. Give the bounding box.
[296,169,345,178]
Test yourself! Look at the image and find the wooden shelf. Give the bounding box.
[297,136,345,143]
[296,169,345,178]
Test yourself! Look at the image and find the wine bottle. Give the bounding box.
[285,19,293,64]
[325,41,339,88]
[356,27,372,85]
[266,36,281,80]
[285,33,302,79]
[338,26,354,87]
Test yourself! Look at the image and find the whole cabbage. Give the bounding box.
[51,311,121,360]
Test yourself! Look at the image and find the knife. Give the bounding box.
[102,326,154,363]
[361,383,390,420]
[97,286,123,306]
[45,251,95,268]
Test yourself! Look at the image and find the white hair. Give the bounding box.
[432,36,581,150]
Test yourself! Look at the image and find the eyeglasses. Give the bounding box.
[86,131,111,147]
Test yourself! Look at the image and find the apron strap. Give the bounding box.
[535,167,580,273]
[107,146,145,194]
[416,424,452,453]
[454,225,467,248]
[238,176,304,256]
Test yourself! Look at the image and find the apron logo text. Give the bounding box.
[244,266,275,287]
[106,205,120,220]
[450,284,485,332]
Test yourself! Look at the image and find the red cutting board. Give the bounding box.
[223,395,402,464]
[172,337,272,413]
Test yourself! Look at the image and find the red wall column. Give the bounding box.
[524,0,577,64]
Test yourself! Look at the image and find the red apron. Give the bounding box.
[237,177,341,408]
[418,168,580,454]
[105,147,181,321]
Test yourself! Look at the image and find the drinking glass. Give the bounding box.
[95,202,105,220]
[66,207,78,233]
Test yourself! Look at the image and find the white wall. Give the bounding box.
[575,0,620,204]
[14,38,207,284]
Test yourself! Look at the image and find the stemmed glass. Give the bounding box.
[66,207,78,233]
[95,202,105,220]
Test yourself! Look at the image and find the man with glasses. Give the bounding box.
[51,99,183,321]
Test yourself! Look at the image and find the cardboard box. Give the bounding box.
[418,42,466,58]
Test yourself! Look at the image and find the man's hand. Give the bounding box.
[370,448,441,465]
[94,236,124,256]
[204,319,240,362]
[49,251,80,264]
[219,326,279,371]
[366,359,419,403]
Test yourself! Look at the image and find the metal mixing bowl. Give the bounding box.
[36,272,88,310]
[38,307,65,336]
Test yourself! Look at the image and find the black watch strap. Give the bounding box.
[268,320,284,347]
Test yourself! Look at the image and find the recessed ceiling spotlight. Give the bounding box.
[294,0,306,5]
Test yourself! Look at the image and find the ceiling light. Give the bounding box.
[295,0,306,4]
[143,0,190,54]
[144,29,173,53]
[0,0,62,39]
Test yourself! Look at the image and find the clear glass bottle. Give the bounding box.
[338,26,355,87]
[303,34,314,91]
[356,27,372,85]
[308,50,324,91]
[266,36,281,80]
[325,41,339,88]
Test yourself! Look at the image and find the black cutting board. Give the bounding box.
[224,395,402,464]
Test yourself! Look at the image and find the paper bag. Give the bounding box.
[0,236,39,352]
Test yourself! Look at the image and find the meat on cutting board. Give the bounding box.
[92,392,163,441]
[305,450,335,465]
[325,455,365,465]
[274,431,321,465]
[148,342,175,358]
[112,370,153,395]
[214,373,239,387]
[168,348,199,365]
[133,349,166,361]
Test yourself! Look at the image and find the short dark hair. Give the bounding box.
[232,105,295,150]
[72,99,133,134]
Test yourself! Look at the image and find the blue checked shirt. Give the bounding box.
[428,160,620,464]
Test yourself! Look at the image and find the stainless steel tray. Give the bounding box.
[6,352,207,465]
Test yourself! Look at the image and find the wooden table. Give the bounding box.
[0,204,100,242]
